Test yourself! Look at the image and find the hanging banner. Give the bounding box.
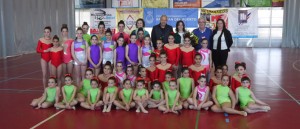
[240,0,272,7]
[142,0,169,8]
[112,0,139,8]
[90,8,116,35]
[173,0,201,8]
[116,8,144,34]
[202,0,230,8]
[144,8,198,27]
[228,8,258,38]
[200,8,228,30]
[272,0,284,7]
[75,0,106,8]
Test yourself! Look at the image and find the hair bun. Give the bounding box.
[62,24,67,28]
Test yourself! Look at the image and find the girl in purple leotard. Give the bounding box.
[88,35,102,75]
[114,34,127,70]
[126,33,141,75]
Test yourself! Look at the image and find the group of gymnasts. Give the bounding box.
[31,21,271,116]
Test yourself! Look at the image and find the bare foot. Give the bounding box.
[102,107,107,112]
[242,111,247,116]
[136,108,140,113]
[141,109,148,114]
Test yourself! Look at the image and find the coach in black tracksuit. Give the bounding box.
[210,19,233,69]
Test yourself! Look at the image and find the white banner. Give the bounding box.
[228,8,258,38]
[90,8,117,35]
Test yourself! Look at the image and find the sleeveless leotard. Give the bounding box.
[122,88,133,103]
[127,43,139,65]
[63,39,74,63]
[63,85,75,102]
[237,87,254,108]
[89,88,100,104]
[45,87,57,103]
[179,77,193,99]
[142,45,152,67]
[216,85,231,105]
[102,40,114,64]
[80,79,92,97]
[89,44,101,68]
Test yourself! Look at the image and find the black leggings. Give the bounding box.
[212,49,228,69]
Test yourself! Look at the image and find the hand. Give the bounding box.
[44,49,50,52]
[91,104,95,110]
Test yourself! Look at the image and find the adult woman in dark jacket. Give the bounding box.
[210,19,233,68]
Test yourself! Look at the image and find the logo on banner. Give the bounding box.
[91,9,106,20]
[126,15,135,30]
[238,10,251,25]
[145,10,154,25]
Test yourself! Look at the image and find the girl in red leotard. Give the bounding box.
[164,33,180,78]
[209,66,223,92]
[147,55,158,82]
[61,24,74,75]
[98,62,114,91]
[189,54,207,86]
[153,39,164,65]
[180,34,195,67]
[49,35,64,87]
[36,26,53,88]
[231,62,250,92]
[156,52,172,83]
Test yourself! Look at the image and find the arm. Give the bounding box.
[83,41,89,65]
[151,27,157,49]
[175,47,180,66]
[55,87,60,104]
[172,91,180,111]
[87,90,92,105]
[145,90,149,101]
[37,89,47,108]
[190,78,195,98]
[113,49,117,68]
[212,86,219,106]
[192,87,198,107]
[110,88,118,103]
[125,45,132,64]
[235,88,239,105]
[69,87,77,103]
[228,89,236,109]
[97,46,103,67]
[62,87,67,104]
[160,90,164,101]
[148,90,155,101]
[36,40,43,53]
[71,41,80,64]
[95,89,101,104]
[165,92,169,111]
[209,50,213,69]
[103,87,108,102]
[137,46,141,65]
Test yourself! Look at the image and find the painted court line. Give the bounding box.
[194,111,200,129]
[245,56,300,105]
[0,70,41,84]
[0,60,38,70]
[30,109,65,129]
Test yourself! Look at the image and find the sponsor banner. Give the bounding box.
[116,8,144,34]
[228,8,258,38]
[142,0,169,8]
[240,0,272,7]
[144,8,198,27]
[90,8,116,35]
[202,0,230,8]
[200,8,228,30]
[112,0,139,8]
[173,0,201,8]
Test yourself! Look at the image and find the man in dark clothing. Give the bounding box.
[151,15,174,49]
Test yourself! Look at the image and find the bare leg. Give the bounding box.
[113,100,126,110]
[133,65,138,76]
[222,102,247,116]
[106,94,114,112]
[30,97,42,107]
[67,62,73,74]
[57,65,63,87]
[74,65,81,86]
[77,93,85,102]
[158,105,167,112]
[211,105,224,113]
[81,102,91,109]
[41,59,49,88]
[182,100,189,109]
[172,65,178,79]
[55,102,66,109]
[102,93,109,112]
[62,64,67,75]
[201,101,213,110]
[95,68,100,76]
[80,65,86,81]
[41,102,54,108]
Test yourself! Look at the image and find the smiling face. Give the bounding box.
[139,68,147,77]
[44,29,51,38]
[91,36,98,45]
[108,79,115,87]
[221,76,229,86]
[105,32,112,40]
[98,25,105,33]
[182,69,189,77]
[52,39,59,47]
[201,40,208,49]
[149,57,155,66]
[136,20,144,28]
[82,25,89,34]
[156,40,163,49]
[198,78,206,87]
[144,37,151,45]
[153,84,161,90]
[222,65,228,75]
[169,81,177,90]
[118,23,125,32]
[48,78,57,87]
[64,77,73,85]
[103,65,112,74]
[241,80,250,88]
[194,55,202,65]
[237,66,245,75]
[123,80,131,89]
[216,69,223,78]
[177,22,184,32]
[217,20,224,30]
[160,54,167,63]
[117,37,124,47]
[184,37,191,46]
[76,30,83,39]
[168,35,175,44]
[198,18,206,29]
[85,70,93,79]
[130,35,137,43]
[165,74,172,81]
[61,28,68,37]
[116,62,123,72]
[160,16,167,26]
[126,67,133,76]
[136,82,144,89]
[91,80,99,88]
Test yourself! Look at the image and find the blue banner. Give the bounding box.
[144,8,198,27]
[202,0,230,8]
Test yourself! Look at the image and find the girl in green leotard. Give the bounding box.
[162,71,172,92]
[236,77,271,113]
[148,80,165,108]
[113,79,136,111]
[55,74,78,110]
[159,80,182,115]
[211,75,247,116]
[177,67,195,109]
[31,77,60,109]
[80,78,103,110]
[102,77,118,112]
[77,69,94,103]
[133,80,149,113]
